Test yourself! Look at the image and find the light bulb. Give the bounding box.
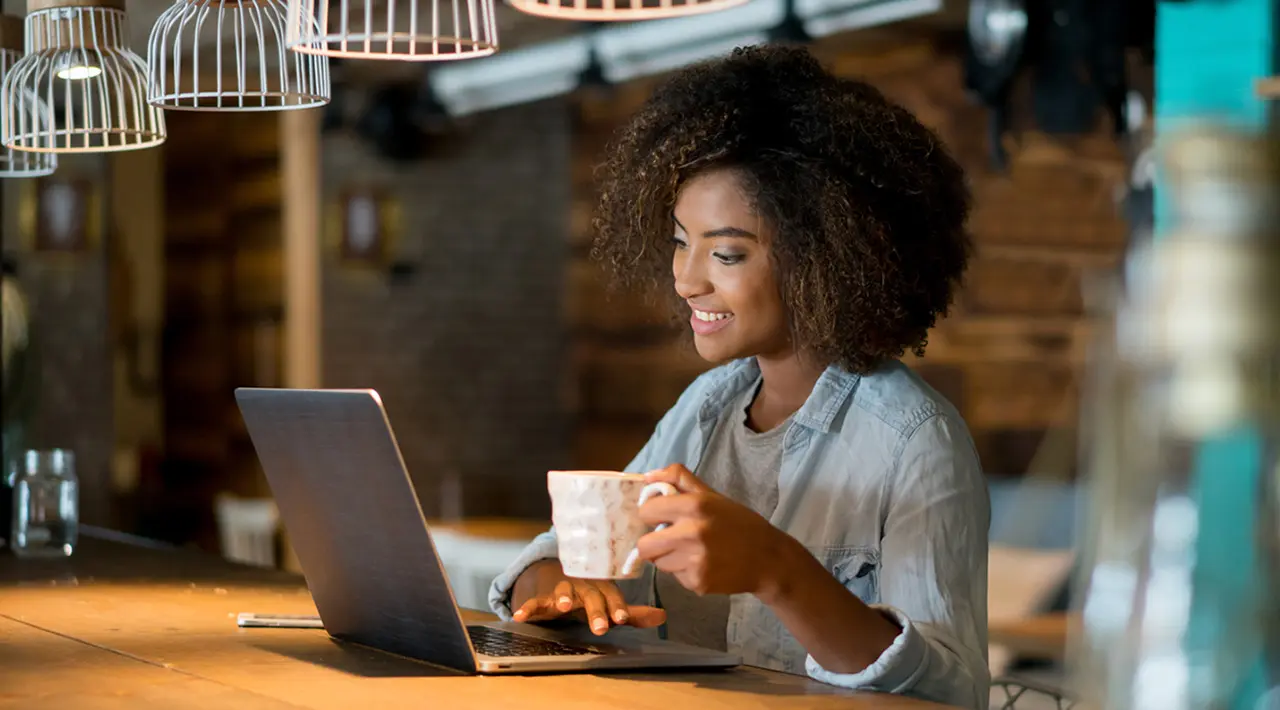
[53,52,101,80]
[56,64,100,80]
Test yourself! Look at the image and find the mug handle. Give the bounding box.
[620,482,679,577]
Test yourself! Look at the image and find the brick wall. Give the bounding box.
[16,254,114,525]
[2,156,115,526]
[320,98,571,520]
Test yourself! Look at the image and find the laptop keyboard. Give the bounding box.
[467,625,598,657]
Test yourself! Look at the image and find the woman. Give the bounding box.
[489,45,989,709]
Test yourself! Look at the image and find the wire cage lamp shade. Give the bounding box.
[0,15,56,176]
[147,0,330,111]
[285,0,497,61]
[504,0,748,22]
[2,0,165,153]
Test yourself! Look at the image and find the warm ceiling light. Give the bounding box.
[51,49,101,79]
[1,0,165,154]
[0,14,56,176]
[504,0,749,22]
[284,0,497,60]
[147,0,330,111]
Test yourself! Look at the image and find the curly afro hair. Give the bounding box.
[591,44,973,374]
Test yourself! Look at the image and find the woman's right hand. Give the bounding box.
[510,560,667,635]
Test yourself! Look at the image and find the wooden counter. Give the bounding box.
[0,530,955,709]
[989,612,1072,661]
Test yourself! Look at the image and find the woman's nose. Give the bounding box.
[673,251,710,300]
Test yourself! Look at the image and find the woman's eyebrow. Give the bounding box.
[673,216,758,240]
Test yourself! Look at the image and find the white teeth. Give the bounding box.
[694,310,731,322]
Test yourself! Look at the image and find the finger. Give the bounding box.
[644,464,708,494]
[552,579,578,613]
[650,547,698,576]
[513,595,556,622]
[634,521,699,560]
[637,494,704,527]
[575,582,611,635]
[511,597,537,622]
[592,581,631,625]
[625,605,668,628]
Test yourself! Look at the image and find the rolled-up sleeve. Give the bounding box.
[804,414,991,710]
[486,513,661,623]
[487,528,561,619]
[487,526,660,620]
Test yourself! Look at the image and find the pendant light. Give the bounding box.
[284,0,497,60]
[2,0,165,153]
[147,0,330,111]
[505,0,748,22]
[0,14,56,176]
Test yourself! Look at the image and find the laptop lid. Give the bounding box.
[234,387,478,672]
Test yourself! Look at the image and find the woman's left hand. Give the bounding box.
[634,464,792,597]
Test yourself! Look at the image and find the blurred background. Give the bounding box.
[3,0,1277,705]
[1,0,1150,549]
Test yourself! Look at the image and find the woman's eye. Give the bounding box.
[715,252,744,265]
[671,236,688,249]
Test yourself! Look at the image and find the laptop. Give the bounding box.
[234,387,740,674]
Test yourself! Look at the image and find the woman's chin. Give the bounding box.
[693,339,747,365]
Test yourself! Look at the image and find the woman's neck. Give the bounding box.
[747,352,828,432]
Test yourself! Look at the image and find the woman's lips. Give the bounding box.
[690,309,734,336]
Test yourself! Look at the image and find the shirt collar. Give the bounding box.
[697,358,861,435]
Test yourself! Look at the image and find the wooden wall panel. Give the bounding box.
[157,112,284,549]
[963,363,1078,430]
[962,257,1084,316]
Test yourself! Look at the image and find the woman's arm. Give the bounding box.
[634,465,901,668]
[636,414,989,709]
[800,414,990,709]
[754,534,902,673]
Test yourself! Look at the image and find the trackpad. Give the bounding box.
[491,621,705,656]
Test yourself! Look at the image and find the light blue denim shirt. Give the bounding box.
[489,357,990,709]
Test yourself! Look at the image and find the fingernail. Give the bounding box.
[591,618,608,633]
[558,596,572,609]
[613,609,629,623]
[512,610,526,621]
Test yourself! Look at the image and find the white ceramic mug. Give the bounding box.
[546,470,678,579]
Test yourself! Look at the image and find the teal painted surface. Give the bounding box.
[1154,0,1275,707]
[1155,48,1272,125]
[1157,0,1274,48]
[1187,430,1268,707]
[1154,0,1273,130]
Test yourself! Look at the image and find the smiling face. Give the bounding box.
[671,169,792,365]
